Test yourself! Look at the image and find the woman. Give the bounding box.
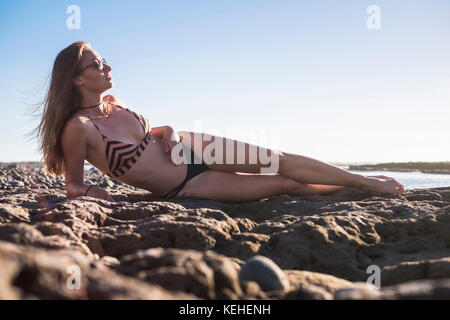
[35,41,405,203]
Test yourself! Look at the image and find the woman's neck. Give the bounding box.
[79,95,106,116]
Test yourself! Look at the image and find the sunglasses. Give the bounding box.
[78,58,108,72]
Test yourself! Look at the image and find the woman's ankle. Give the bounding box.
[350,173,371,189]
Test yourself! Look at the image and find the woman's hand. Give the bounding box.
[162,126,181,153]
[85,185,116,202]
[150,125,184,165]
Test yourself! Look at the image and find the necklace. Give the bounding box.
[79,102,111,119]
[80,101,103,109]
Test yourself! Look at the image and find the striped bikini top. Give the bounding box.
[81,104,152,179]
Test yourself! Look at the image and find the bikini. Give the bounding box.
[81,104,210,199]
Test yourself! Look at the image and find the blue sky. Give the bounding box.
[1,0,449,163]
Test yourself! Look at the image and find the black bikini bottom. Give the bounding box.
[163,149,210,199]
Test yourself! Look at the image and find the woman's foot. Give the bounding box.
[361,175,405,194]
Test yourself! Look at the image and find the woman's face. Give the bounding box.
[74,47,113,93]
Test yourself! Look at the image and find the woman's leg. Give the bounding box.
[277,152,405,194]
[177,131,405,194]
[176,171,346,203]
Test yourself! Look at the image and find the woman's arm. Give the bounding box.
[61,118,115,202]
[151,125,181,152]
[150,126,172,138]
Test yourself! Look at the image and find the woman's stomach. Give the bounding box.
[116,137,188,195]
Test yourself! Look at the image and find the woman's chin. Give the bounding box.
[105,77,113,86]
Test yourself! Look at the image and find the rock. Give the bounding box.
[115,247,243,299]
[99,177,115,188]
[381,257,450,286]
[0,204,30,224]
[0,241,195,299]
[334,282,381,300]
[240,281,267,299]
[335,279,450,300]
[239,255,290,292]
[284,270,354,297]
[288,283,333,300]
[1,163,450,299]
[380,279,450,299]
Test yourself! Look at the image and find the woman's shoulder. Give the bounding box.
[67,111,91,126]
[64,113,90,135]
[103,94,127,108]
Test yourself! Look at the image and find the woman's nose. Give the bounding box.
[104,63,112,72]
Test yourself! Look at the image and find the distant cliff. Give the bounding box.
[348,162,450,174]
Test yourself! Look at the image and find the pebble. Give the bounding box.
[239,255,289,292]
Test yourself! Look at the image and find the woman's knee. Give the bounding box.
[278,152,295,175]
[281,176,307,195]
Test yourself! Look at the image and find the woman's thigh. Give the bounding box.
[176,169,297,203]
[177,131,282,175]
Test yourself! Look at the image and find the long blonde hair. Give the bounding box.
[34,41,110,176]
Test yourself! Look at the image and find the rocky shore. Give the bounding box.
[1,162,450,300]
